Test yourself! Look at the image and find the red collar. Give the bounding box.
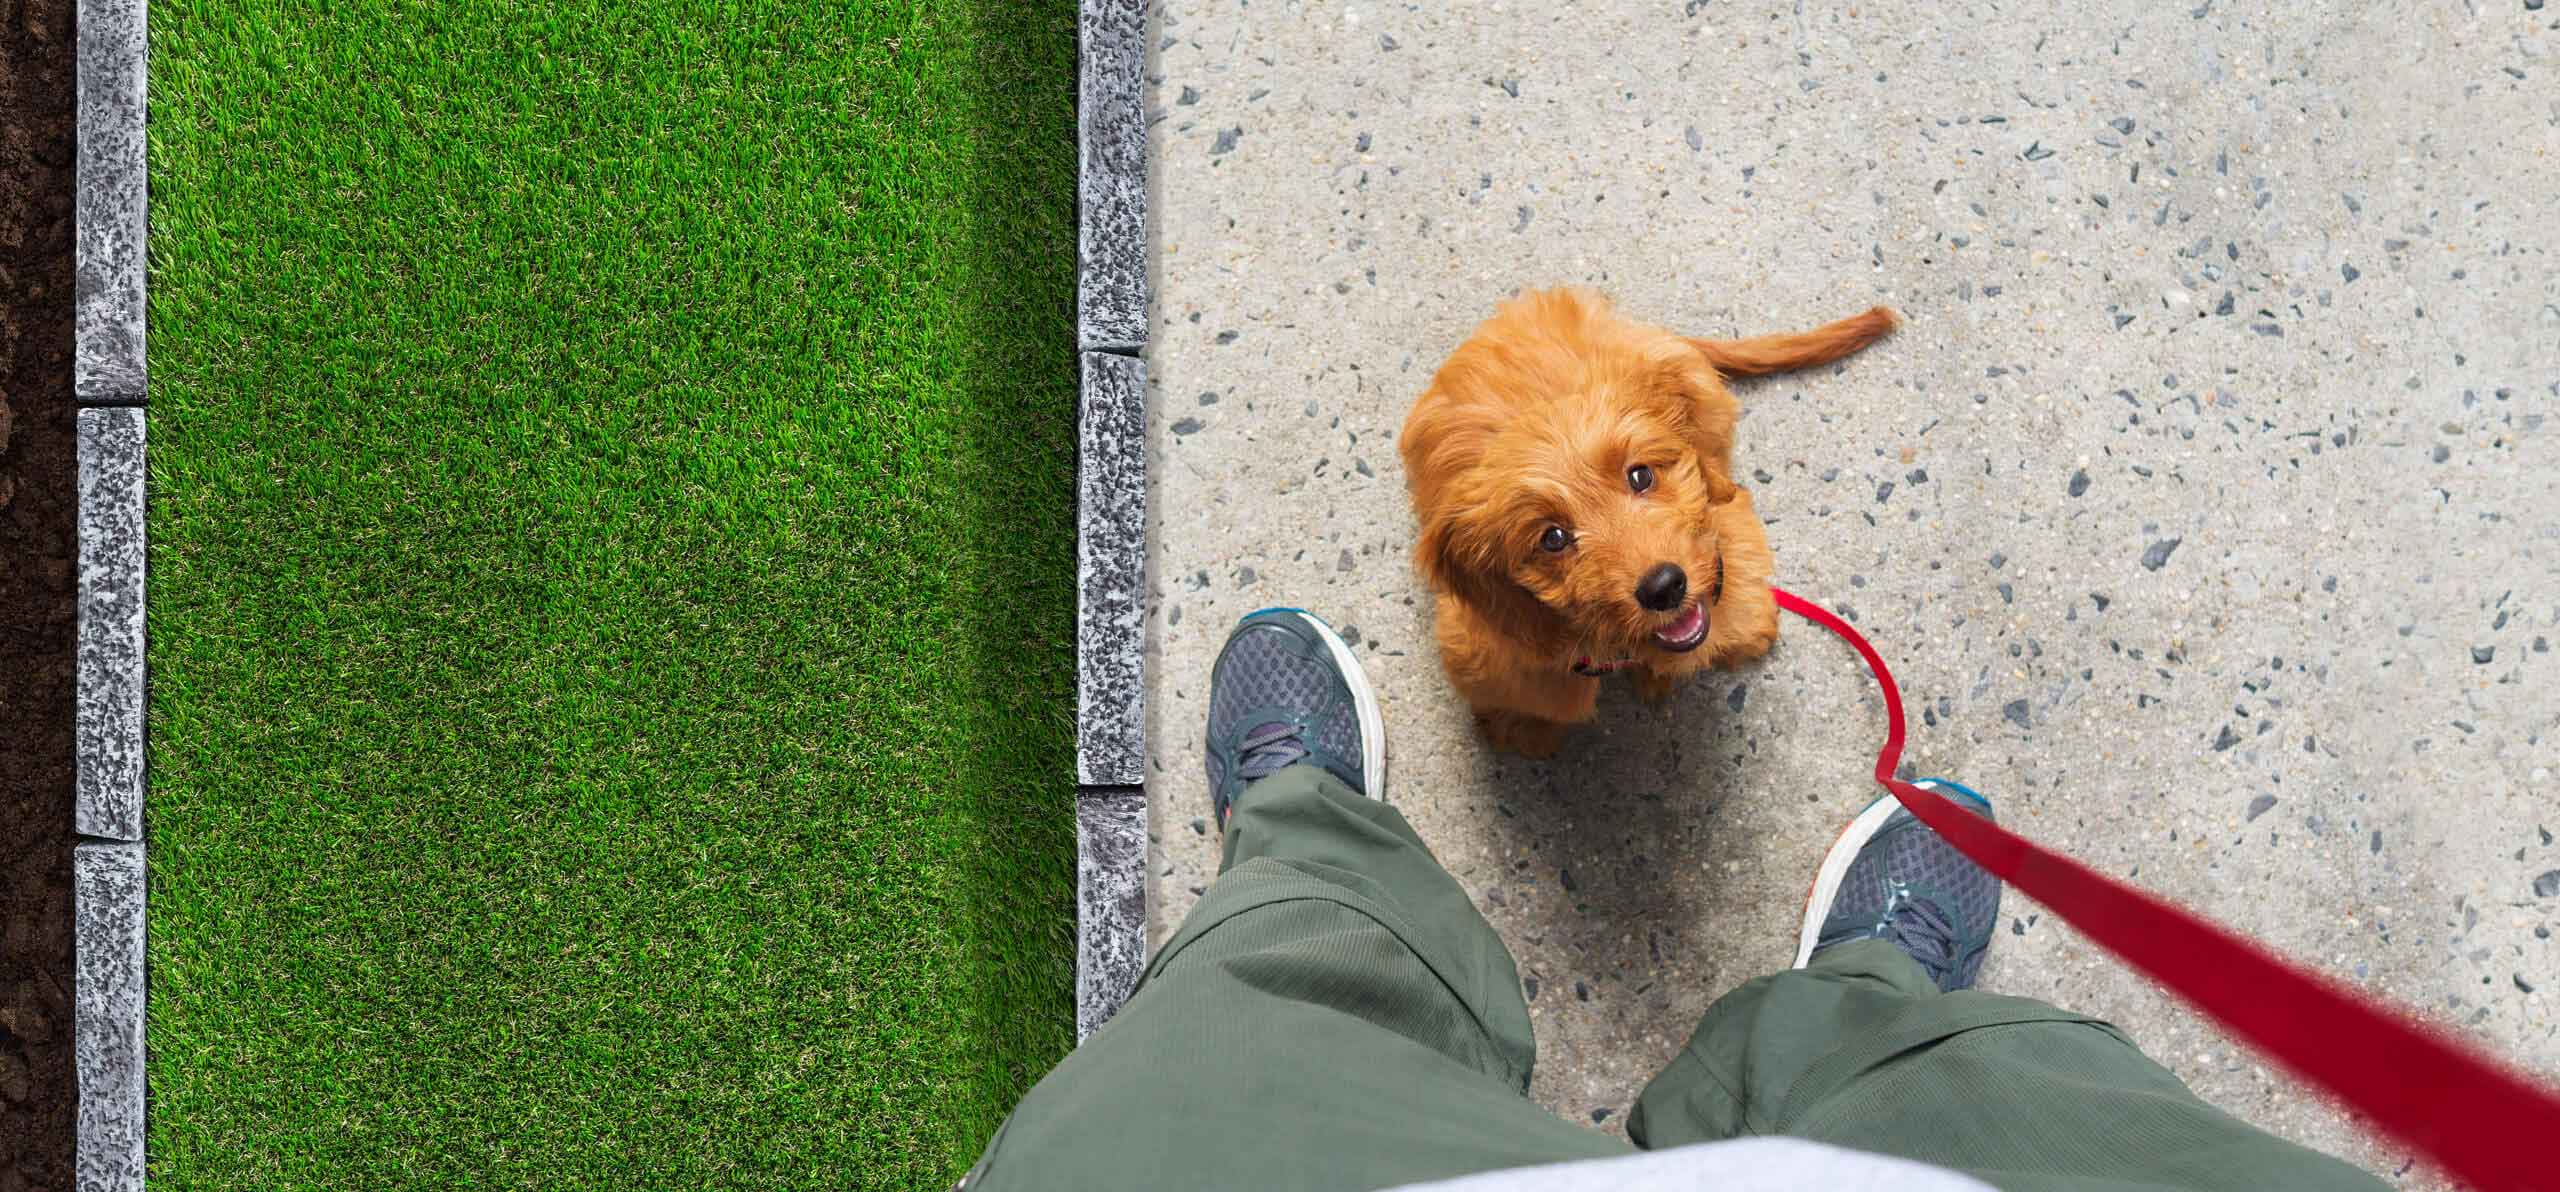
[1571,655,1642,677]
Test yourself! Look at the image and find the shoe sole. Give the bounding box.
[1791,779,1987,968]
[1245,608,1387,800]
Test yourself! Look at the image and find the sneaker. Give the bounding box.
[1203,608,1386,825]
[1794,780,2001,992]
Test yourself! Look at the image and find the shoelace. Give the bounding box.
[1881,888,1961,981]
[1234,720,1309,783]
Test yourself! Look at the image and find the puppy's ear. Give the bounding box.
[1698,463,1740,505]
[1634,336,1742,478]
[1417,511,1564,648]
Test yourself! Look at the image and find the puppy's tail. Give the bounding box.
[1687,306,1899,377]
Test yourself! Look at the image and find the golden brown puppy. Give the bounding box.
[1397,288,1896,757]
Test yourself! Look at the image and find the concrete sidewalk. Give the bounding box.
[1137,2,2558,1183]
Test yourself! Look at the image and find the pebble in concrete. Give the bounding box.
[77,407,145,841]
[1076,0,1148,353]
[1078,352,1147,788]
[75,840,145,1192]
[1076,788,1147,1039]
[74,0,147,402]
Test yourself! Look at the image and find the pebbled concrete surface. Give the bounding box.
[1138,1,2559,1184]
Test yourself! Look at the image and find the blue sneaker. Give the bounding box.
[1203,608,1385,825]
[1795,780,2002,992]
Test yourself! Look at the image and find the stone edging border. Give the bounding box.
[1072,0,1151,1040]
[71,0,150,1186]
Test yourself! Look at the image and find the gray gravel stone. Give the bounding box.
[75,0,147,401]
[77,407,145,841]
[1077,0,1149,353]
[1079,353,1147,786]
[75,840,145,1192]
[1077,788,1148,1038]
[2141,537,2182,571]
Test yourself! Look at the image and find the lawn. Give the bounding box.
[146,2,1078,1187]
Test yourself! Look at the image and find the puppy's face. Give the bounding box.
[1413,361,1742,662]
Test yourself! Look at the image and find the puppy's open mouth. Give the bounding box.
[1652,602,1708,652]
[1648,555,1721,653]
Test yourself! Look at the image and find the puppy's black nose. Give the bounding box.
[1635,563,1688,612]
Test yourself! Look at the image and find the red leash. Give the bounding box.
[1771,585,2560,1191]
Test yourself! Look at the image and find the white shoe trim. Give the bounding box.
[1283,611,1386,800]
[1791,784,1939,968]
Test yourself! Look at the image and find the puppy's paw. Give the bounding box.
[1478,710,1568,759]
[1732,620,1779,662]
[1635,667,1681,704]
[1713,599,1781,668]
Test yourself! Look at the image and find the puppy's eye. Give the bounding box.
[1538,525,1571,553]
[1627,464,1656,493]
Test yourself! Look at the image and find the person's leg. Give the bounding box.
[1630,782,2390,1192]
[968,611,1621,1192]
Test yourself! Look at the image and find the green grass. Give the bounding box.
[146,3,1078,1186]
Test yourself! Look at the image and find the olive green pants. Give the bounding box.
[970,766,2385,1192]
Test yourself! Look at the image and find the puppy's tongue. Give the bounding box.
[1653,603,1706,646]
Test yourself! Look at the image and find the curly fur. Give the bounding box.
[1397,288,1897,756]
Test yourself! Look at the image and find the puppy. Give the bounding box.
[1397,288,1896,757]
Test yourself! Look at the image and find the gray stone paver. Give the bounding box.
[74,840,145,1192]
[1079,352,1151,787]
[1078,0,1150,354]
[1076,788,1149,1039]
[76,407,145,842]
[74,0,146,401]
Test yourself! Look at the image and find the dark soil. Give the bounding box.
[0,0,80,1185]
